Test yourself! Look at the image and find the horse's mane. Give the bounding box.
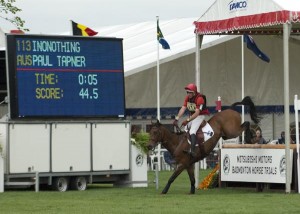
[171,128,185,136]
[154,120,185,136]
[150,120,185,149]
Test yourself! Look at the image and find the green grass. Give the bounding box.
[1,170,300,213]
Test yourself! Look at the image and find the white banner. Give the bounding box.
[221,148,293,183]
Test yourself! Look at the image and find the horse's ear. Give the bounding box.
[150,119,161,126]
[156,119,162,126]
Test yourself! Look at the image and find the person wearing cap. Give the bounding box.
[173,83,209,157]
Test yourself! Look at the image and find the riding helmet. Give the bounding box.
[184,83,197,93]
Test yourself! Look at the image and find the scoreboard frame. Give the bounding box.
[6,34,126,119]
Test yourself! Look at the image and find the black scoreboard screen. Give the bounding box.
[6,34,125,119]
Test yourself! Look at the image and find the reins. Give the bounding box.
[173,124,186,135]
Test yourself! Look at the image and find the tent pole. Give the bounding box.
[194,33,203,188]
[283,23,291,193]
[241,35,245,143]
[294,95,300,193]
[195,35,203,88]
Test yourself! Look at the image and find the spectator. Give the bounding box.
[252,129,267,144]
[278,131,285,144]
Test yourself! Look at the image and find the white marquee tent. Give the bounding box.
[96,16,300,153]
[194,0,300,193]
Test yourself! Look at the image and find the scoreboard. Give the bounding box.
[6,34,125,119]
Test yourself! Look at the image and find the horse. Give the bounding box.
[147,96,261,194]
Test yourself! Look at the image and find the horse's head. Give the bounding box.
[147,120,163,151]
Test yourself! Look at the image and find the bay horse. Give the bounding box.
[147,96,261,194]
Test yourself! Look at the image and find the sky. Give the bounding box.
[0,0,215,34]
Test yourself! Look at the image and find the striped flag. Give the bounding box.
[71,21,98,36]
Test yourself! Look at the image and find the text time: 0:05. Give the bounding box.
[78,74,98,85]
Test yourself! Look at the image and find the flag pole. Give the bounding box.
[156,16,161,122]
[156,16,162,173]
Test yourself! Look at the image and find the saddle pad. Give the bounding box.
[202,122,214,142]
[187,122,214,145]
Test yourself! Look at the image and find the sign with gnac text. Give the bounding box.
[221,148,293,183]
[6,34,125,119]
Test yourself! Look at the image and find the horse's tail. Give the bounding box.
[231,96,261,124]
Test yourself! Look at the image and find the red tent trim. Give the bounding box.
[194,10,300,34]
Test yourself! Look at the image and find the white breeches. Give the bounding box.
[185,115,205,135]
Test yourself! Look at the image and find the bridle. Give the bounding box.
[148,125,163,150]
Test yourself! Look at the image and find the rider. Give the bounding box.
[173,83,209,157]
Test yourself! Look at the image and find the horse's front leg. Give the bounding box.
[187,164,195,194]
[161,165,185,194]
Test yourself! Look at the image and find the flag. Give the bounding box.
[243,34,270,63]
[157,20,170,49]
[71,21,98,36]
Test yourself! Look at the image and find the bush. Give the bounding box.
[131,132,149,154]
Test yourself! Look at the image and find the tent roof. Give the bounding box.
[89,18,236,77]
[194,0,300,35]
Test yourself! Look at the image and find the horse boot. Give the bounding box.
[189,134,197,158]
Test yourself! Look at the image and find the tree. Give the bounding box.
[0,0,28,31]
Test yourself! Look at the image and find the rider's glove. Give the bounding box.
[173,119,178,126]
[173,116,179,126]
[181,118,190,126]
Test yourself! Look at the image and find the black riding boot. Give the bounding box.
[190,134,197,157]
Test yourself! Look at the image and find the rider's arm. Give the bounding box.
[175,106,186,120]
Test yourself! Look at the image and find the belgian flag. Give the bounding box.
[71,21,98,36]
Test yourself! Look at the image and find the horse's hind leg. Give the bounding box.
[187,165,195,194]
[161,165,185,194]
[241,121,252,143]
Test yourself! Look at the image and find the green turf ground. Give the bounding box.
[0,170,300,214]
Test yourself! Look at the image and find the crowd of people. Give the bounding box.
[247,128,292,145]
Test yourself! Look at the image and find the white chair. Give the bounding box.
[149,154,158,171]
[149,148,170,171]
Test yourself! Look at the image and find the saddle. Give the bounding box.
[187,120,213,145]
